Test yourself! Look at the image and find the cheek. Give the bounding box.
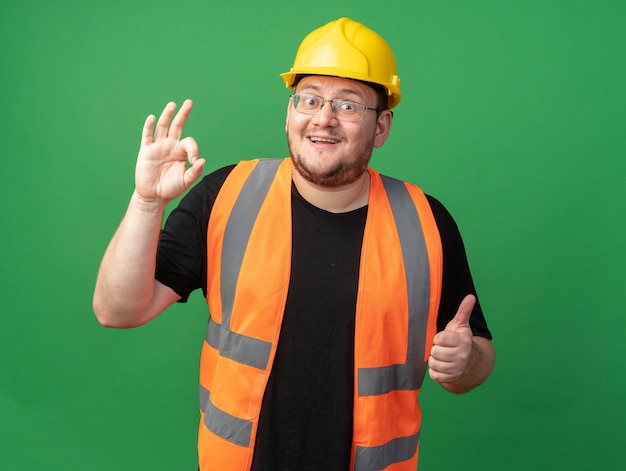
[349,124,374,144]
[286,113,308,137]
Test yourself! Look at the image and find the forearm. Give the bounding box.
[439,336,495,394]
[93,191,167,328]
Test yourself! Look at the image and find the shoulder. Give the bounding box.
[424,194,461,246]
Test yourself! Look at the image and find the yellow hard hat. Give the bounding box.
[281,17,402,109]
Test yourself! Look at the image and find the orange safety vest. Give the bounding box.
[198,158,442,471]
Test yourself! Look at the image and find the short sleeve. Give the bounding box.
[155,165,234,302]
[427,195,492,339]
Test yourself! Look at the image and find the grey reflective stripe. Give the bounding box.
[199,384,252,447]
[382,176,430,368]
[355,176,430,470]
[220,158,282,328]
[206,317,272,370]
[358,362,424,396]
[358,175,430,397]
[355,432,420,471]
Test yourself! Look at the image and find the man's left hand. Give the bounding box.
[428,294,475,384]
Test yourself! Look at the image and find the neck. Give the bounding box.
[292,169,370,213]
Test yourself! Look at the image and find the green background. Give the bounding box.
[1,0,625,469]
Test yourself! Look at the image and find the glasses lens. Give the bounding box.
[333,100,364,121]
[293,94,321,114]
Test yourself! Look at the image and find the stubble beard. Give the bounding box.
[287,132,375,188]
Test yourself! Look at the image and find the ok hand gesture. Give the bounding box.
[135,100,205,204]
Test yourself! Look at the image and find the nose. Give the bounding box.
[312,100,338,126]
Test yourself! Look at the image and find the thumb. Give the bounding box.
[182,158,206,191]
[445,294,476,331]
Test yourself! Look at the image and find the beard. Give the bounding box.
[287,132,375,188]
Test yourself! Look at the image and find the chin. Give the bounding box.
[291,156,366,188]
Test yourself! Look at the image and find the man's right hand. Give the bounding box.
[93,100,202,328]
[135,99,205,205]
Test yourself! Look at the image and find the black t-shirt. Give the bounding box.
[156,164,492,471]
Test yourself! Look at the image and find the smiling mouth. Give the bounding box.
[309,136,339,144]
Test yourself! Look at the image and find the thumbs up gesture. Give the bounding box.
[428,294,476,385]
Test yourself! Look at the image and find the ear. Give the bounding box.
[373,110,393,148]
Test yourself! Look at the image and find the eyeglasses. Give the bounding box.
[291,93,381,122]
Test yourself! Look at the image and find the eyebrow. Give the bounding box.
[298,84,366,101]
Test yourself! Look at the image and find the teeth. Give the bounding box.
[310,137,338,144]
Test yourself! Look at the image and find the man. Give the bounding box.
[94,17,494,471]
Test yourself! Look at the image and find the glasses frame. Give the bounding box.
[291,93,382,121]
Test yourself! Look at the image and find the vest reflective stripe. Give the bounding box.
[381,175,430,372]
[220,158,282,330]
[199,158,442,471]
[199,384,252,447]
[355,432,420,471]
[358,363,424,396]
[205,317,272,370]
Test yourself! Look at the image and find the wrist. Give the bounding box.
[130,190,168,214]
